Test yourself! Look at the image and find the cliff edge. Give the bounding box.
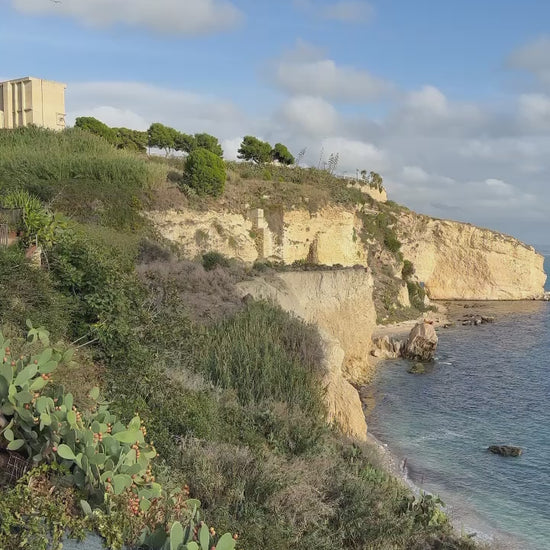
[236,269,377,440]
[397,212,546,300]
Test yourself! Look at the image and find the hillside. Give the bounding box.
[0,126,509,549]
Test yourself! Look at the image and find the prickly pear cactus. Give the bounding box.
[0,324,238,549]
[0,324,160,509]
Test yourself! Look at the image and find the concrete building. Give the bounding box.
[0,77,66,130]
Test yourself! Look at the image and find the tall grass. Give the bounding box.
[0,126,167,228]
[188,301,325,416]
[0,126,166,188]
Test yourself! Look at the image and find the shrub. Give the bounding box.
[75,116,117,144]
[407,280,426,310]
[183,148,226,197]
[0,326,236,550]
[0,127,167,230]
[202,251,230,271]
[48,224,144,348]
[402,259,415,280]
[383,232,401,253]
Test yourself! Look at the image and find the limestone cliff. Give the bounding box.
[148,206,366,267]
[397,212,546,300]
[236,269,378,440]
[150,204,545,300]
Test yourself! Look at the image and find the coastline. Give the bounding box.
[366,422,527,549]
[365,301,542,550]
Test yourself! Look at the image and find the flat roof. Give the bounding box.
[0,77,67,86]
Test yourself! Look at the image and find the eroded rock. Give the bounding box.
[371,335,403,359]
[402,321,438,361]
[488,445,522,457]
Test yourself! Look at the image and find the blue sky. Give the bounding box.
[3,0,550,243]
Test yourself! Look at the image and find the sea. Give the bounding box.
[367,248,550,549]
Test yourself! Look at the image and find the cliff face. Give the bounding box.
[150,205,545,300]
[236,269,378,440]
[148,206,366,267]
[397,213,546,300]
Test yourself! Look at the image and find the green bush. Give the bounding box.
[202,251,230,271]
[407,280,427,310]
[48,224,143,347]
[184,148,226,197]
[384,233,402,253]
[75,116,117,144]
[402,259,415,280]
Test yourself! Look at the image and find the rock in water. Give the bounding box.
[402,321,438,361]
[488,445,522,457]
[407,362,426,374]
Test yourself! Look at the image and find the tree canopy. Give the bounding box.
[194,133,223,157]
[75,117,116,144]
[272,143,295,165]
[238,136,295,165]
[74,117,224,159]
[113,128,148,153]
[147,123,177,155]
[238,136,274,164]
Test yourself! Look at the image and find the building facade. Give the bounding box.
[0,77,66,130]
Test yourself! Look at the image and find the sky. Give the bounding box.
[2,0,550,244]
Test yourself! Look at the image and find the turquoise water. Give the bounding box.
[368,301,550,549]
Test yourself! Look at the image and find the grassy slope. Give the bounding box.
[0,128,477,549]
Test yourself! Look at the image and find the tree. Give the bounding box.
[147,123,177,156]
[238,136,272,164]
[194,133,223,157]
[184,148,226,197]
[174,132,196,154]
[75,116,116,144]
[113,128,148,152]
[272,143,295,165]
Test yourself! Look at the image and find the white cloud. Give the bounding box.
[388,85,486,136]
[280,95,339,136]
[221,137,243,161]
[320,137,388,173]
[273,42,392,102]
[484,178,514,196]
[401,166,430,183]
[518,93,550,130]
[11,0,243,35]
[509,36,550,86]
[294,0,374,24]
[406,86,449,116]
[322,1,374,23]
[80,106,149,131]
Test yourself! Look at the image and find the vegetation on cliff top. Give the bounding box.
[0,126,477,549]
